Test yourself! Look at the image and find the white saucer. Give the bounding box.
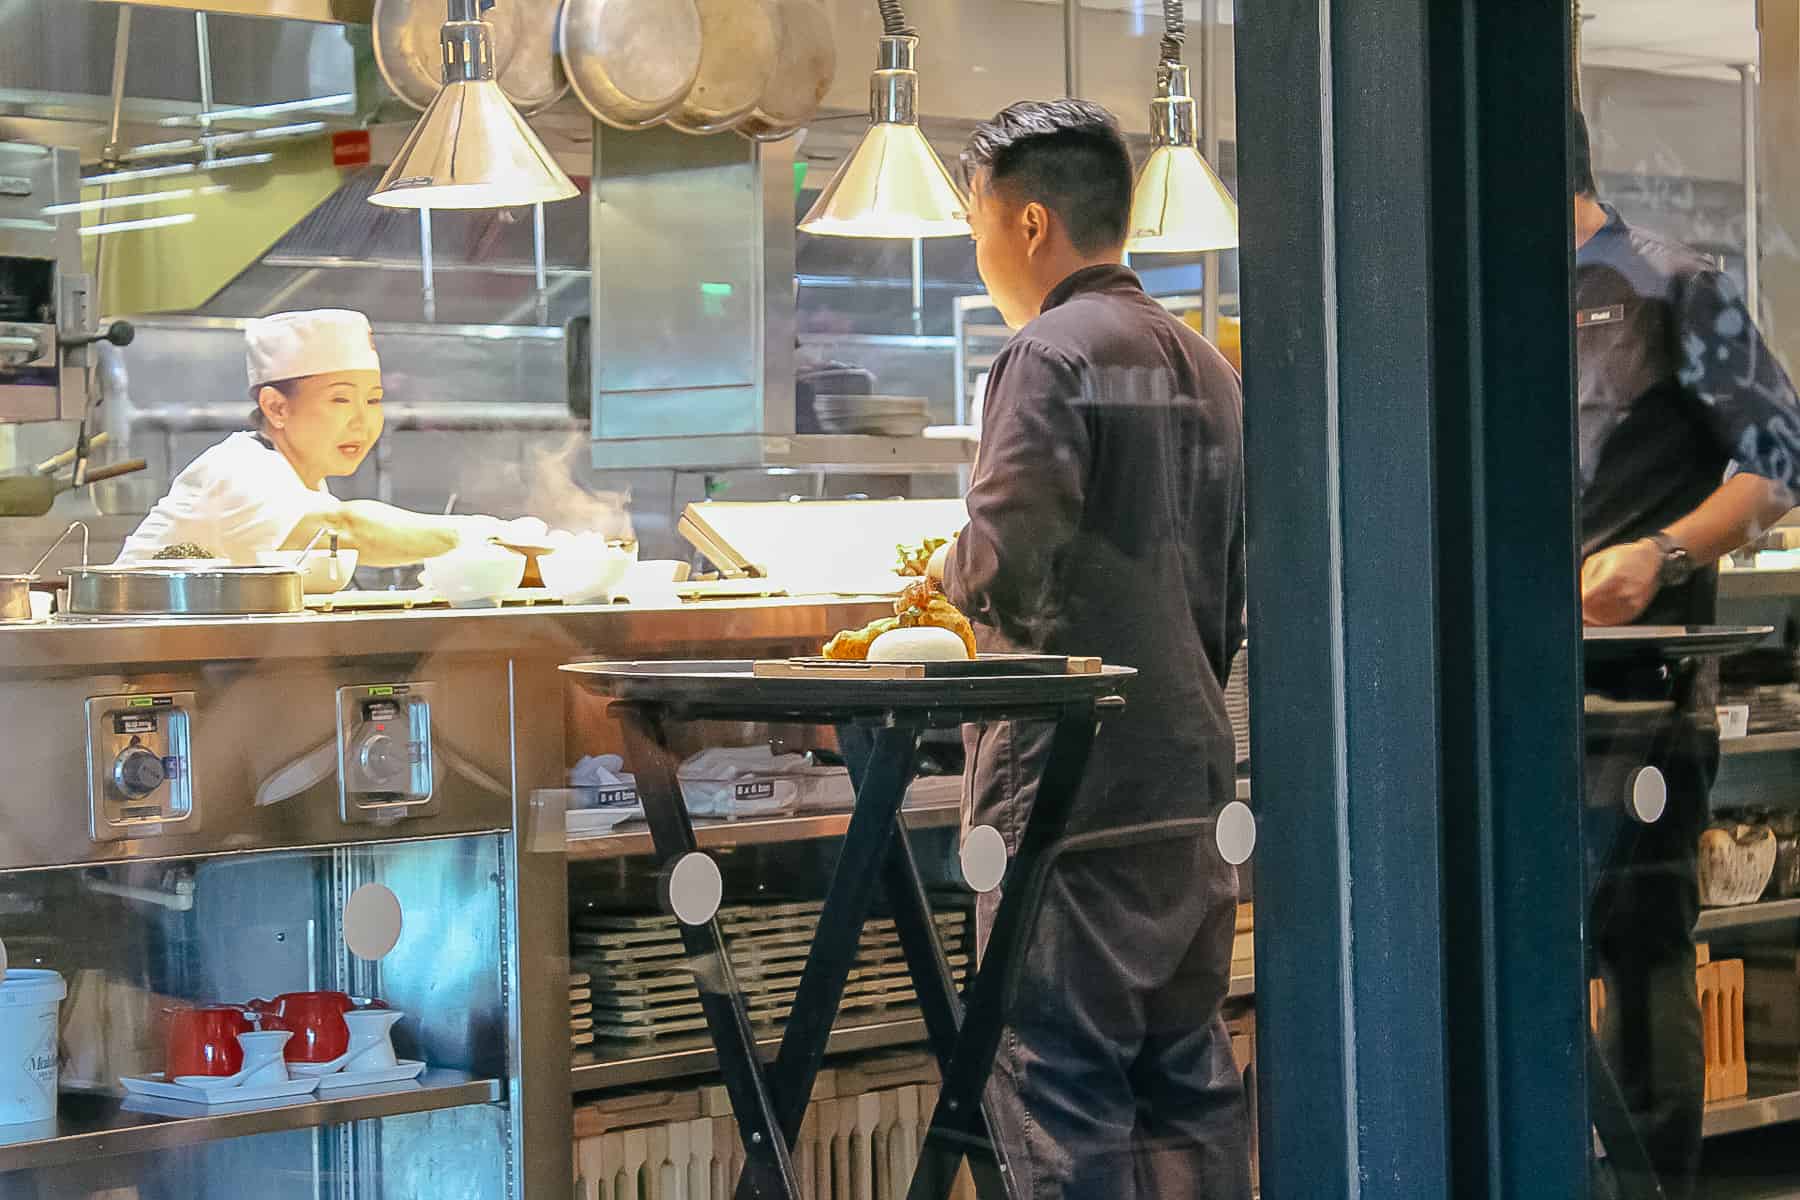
[315,1060,427,1090]
[119,1072,320,1105]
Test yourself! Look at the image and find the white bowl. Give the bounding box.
[257,550,361,594]
[538,544,630,605]
[616,560,685,605]
[420,546,526,608]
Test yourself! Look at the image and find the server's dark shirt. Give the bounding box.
[944,264,1245,833]
[1578,206,1800,626]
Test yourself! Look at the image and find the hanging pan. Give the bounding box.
[666,0,778,135]
[496,0,569,114]
[737,0,836,141]
[560,0,704,130]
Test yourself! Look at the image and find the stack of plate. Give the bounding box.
[571,971,595,1048]
[811,395,931,438]
[570,901,970,1043]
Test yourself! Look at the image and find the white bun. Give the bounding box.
[868,626,971,662]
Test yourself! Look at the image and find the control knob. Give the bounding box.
[353,726,407,788]
[113,744,167,799]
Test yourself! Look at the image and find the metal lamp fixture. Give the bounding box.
[370,0,578,210]
[797,1,968,238]
[1125,0,1238,253]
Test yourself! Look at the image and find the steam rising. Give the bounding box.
[525,433,634,543]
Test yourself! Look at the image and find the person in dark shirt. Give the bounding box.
[1573,112,1797,1200]
[928,100,1250,1199]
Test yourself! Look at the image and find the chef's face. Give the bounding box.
[967,170,1044,331]
[258,369,384,483]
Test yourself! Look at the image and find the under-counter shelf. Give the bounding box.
[572,1017,932,1093]
[1721,732,1800,756]
[1705,1084,1800,1139]
[567,789,965,862]
[0,1072,502,1172]
[1697,898,1800,934]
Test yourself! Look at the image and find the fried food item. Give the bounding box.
[895,537,948,577]
[896,580,977,658]
[153,542,218,560]
[824,617,899,660]
[822,580,978,661]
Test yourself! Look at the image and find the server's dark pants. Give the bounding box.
[975,837,1252,1200]
[1590,717,1715,1200]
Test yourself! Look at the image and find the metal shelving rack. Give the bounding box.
[1,1073,501,1173]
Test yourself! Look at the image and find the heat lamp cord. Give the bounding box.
[1161,0,1185,67]
[878,0,914,38]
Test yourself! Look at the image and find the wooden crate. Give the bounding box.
[1702,959,1748,1103]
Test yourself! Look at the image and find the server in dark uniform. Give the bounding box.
[1573,112,1799,1200]
[929,100,1250,1198]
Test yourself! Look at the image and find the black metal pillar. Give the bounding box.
[1234,0,1587,1195]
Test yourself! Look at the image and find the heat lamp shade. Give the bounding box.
[798,122,970,239]
[1126,143,1239,253]
[369,78,578,210]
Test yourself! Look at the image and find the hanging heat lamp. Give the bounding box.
[1125,0,1238,253]
[370,0,578,210]
[797,0,968,238]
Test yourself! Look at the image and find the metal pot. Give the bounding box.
[61,566,304,619]
[0,576,32,623]
[0,521,89,624]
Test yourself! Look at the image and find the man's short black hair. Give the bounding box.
[1570,110,1598,198]
[962,99,1134,255]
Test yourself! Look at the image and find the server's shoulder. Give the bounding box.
[1625,224,1716,286]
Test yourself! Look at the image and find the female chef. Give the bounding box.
[117,310,464,566]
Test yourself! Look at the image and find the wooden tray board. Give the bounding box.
[753,654,1099,681]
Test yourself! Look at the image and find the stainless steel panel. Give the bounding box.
[86,691,198,841]
[589,126,792,439]
[0,655,517,871]
[63,566,305,618]
[336,682,439,822]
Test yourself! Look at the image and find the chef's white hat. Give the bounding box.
[245,309,380,390]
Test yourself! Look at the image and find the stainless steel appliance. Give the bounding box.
[0,144,120,424]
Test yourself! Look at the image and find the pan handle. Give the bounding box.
[65,458,146,489]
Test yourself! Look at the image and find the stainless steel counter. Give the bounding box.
[0,595,892,672]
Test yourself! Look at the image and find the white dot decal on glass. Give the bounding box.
[1216,801,1257,866]
[1629,767,1667,826]
[960,825,1008,894]
[343,883,403,961]
[668,852,723,927]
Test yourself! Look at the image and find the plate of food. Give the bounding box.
[755,581,1097,678]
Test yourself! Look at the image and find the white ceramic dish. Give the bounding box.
[419,547,526,608]
[612,559,686,604]
[257,549,360,593]
[537,544,630,604]
[315,1059,427,1090]
[119,1072,320,1105]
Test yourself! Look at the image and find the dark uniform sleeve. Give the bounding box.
[1677,268,1800,493]
[943,337,1090,647]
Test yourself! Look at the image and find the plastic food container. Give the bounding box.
[0,969,65,1124]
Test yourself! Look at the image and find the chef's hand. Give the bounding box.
[926,539,952,584]
[1580,539,1660,626]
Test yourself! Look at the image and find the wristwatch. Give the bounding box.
[1647,531,1696,587]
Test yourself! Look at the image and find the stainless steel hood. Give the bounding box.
[586,124,972,474]
[89,0,373,22]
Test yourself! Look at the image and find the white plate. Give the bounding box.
[315,1060,427,1090]
[119,1072,320,1105]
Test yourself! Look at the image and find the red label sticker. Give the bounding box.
[332,130,373,168]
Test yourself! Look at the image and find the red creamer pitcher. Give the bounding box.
[249,991,355,1063]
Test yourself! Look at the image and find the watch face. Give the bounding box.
[1661,550,1695,586]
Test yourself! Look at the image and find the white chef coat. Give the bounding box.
[116,432,341,565]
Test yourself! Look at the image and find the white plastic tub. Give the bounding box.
[0,969,64,1124]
